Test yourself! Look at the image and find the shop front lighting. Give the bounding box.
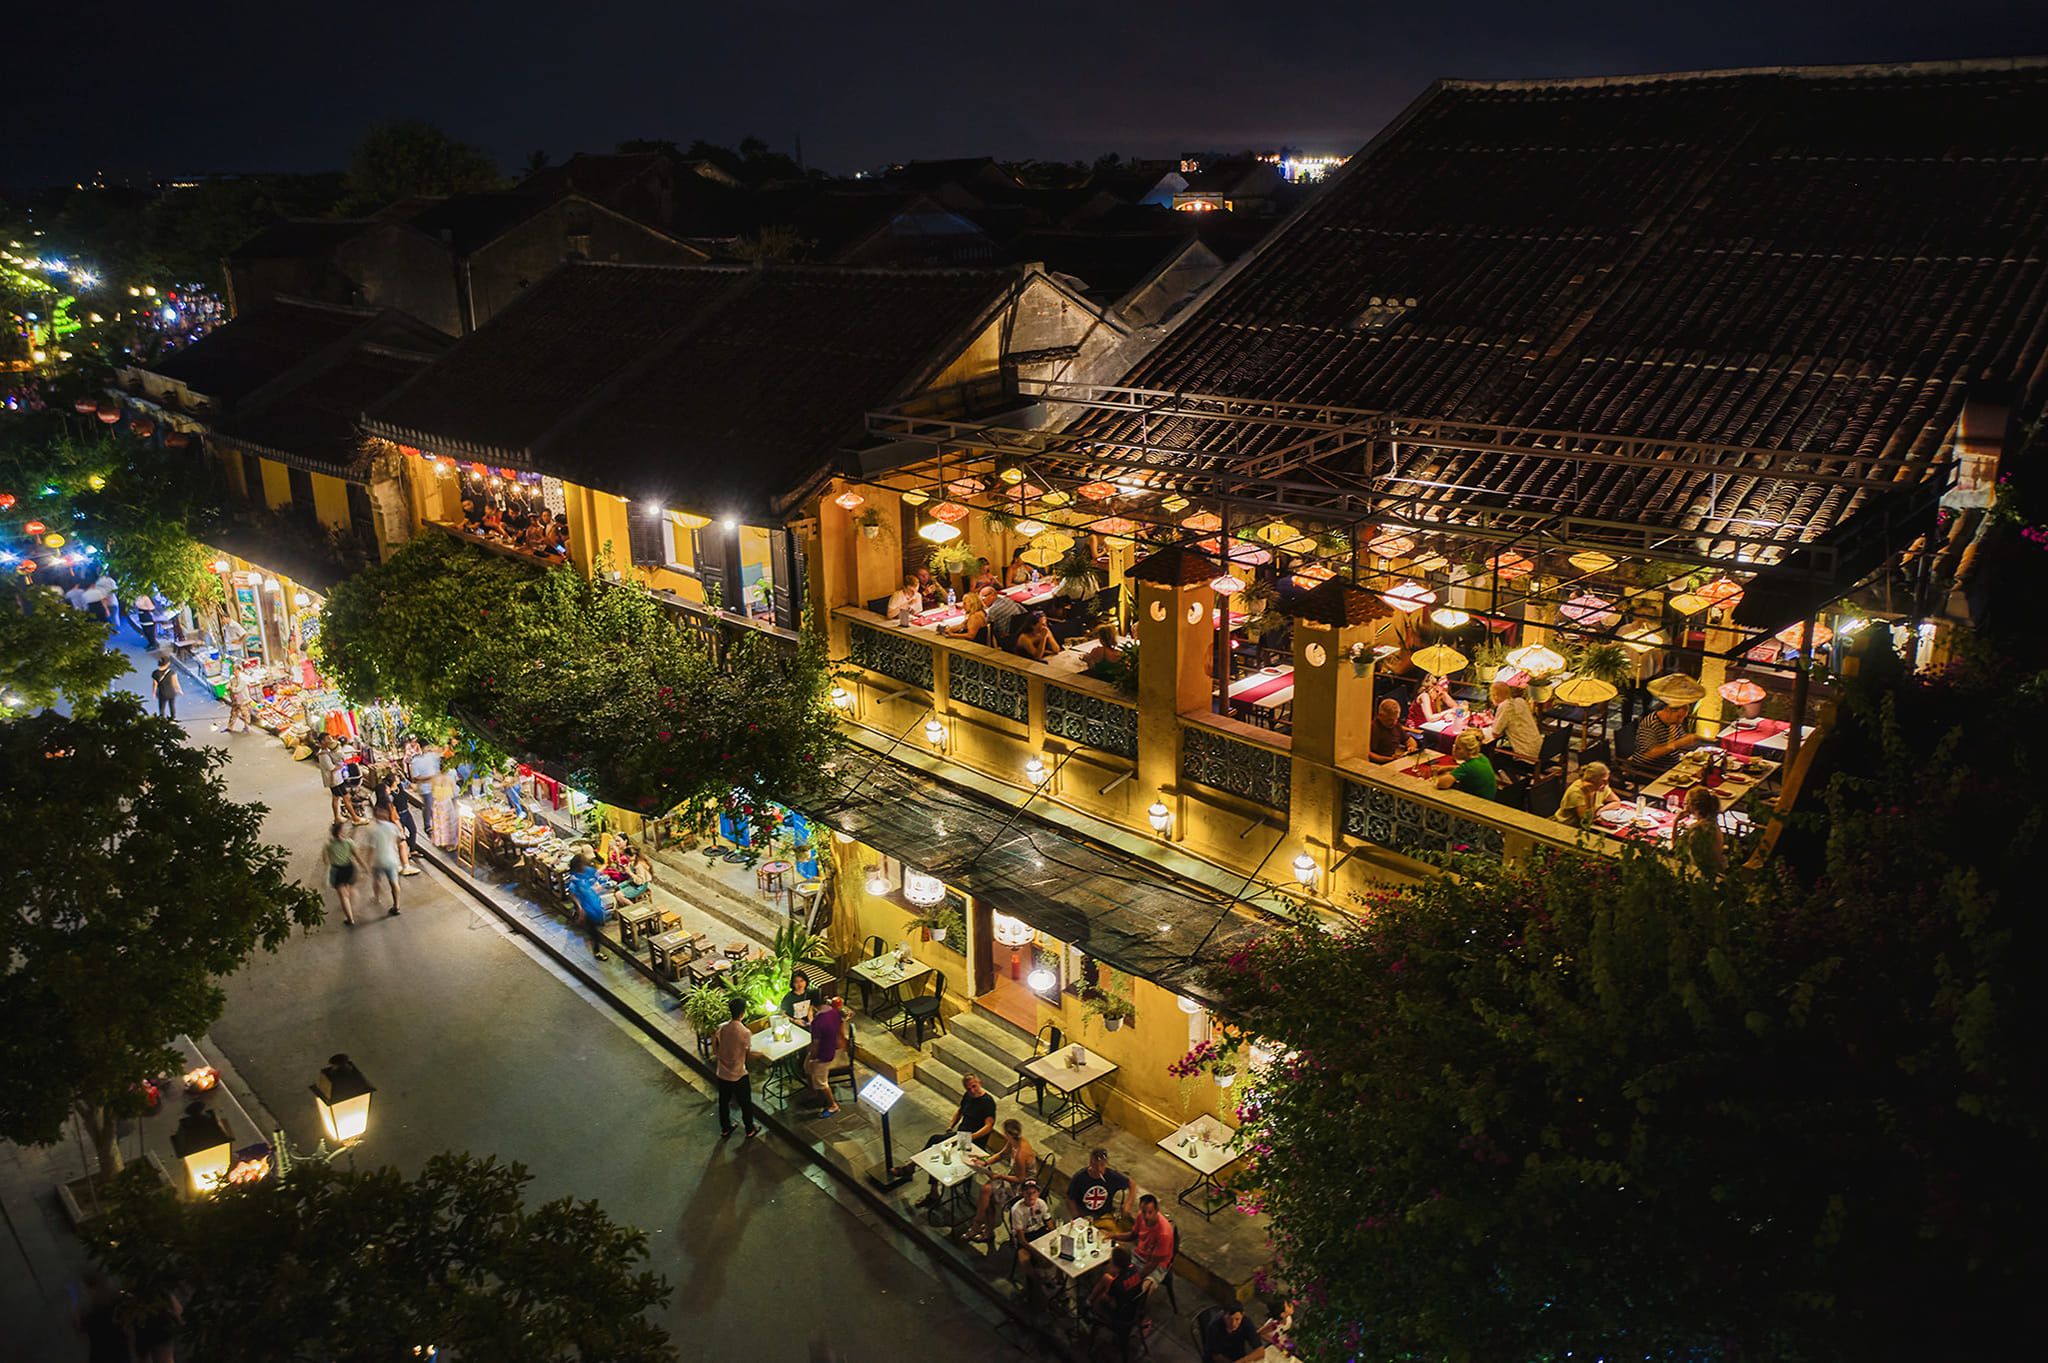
[902,869,945,908]
[721,516,738,531]
[293,591,310,607]
[992,913,1034,946]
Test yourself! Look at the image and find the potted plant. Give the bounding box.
[771,921,836,983]
[1054,543,1104,600]
[929,541,979,588]
[682,982,733,1053]
[857,507,883,539]
[1082,973,1138,1033]
[1347,640,1371,678]
[912,901,965,946]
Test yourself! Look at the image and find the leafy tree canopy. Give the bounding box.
[88,1153,676,1362]
[0,698,322,1171]
[0,586,129,713]
[1209,643,2048,1362]
[315,534,841,815]
[339,121,502,214]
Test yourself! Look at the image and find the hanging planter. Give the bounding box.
[1104,1015,1124,1032]
[1212,1066,1238,1088]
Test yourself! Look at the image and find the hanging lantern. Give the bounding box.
[1181,511,1222,533]
[129,417,155,438]
[1292,563,1334,589]
[1776,621,1833,649]
[1504,643,1567,676]
[23,521,46,535]
[1013,518,1047,537]
[1718,678,1768,706]
[946,478,985,498]
[1250,520,1298,545]
[1077,481,1118,501]
[1090,517,1138,538]
[0,493,13,510]
[1210,572,1246,595]
[43,533,65,548]
[1177,995,1203,1015]
[1195,538,1271,566]
[164,430,190,449]
[1409,550,1449,574]
[1380,580,1436,613]
[1161,495,1190,513]
[1148,800,1172,832]
[96,402,120,424]
[1488,551,1534,580]
[1568,550,1618,574]
[833,490,865,511]
[1619,623,1665,654]
[73,397,96,415]
[998,465,1027,485]
[1037,489,1073,508]
[864,866,891,896]
[900,488,931,507]
[902,869,946,907]
[1429,606,1469,629]
[470,461,489,475]
[1668,593,1710,616]
[918,521,961,544]
[992,913,1034,946]
[1701,576,1745,609]
[1368,533,1415,559]
[1559,594,1618,628]
[931,501,970,524]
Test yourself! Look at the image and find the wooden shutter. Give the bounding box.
[694,525,727,609]
[769,528,806,630]
[626,504,665,566]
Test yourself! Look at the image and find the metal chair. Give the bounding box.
[894,970,947,1048]
[1009,1023,1062,1110]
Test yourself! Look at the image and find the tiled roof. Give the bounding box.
[210,318,454,476]
[140,298,381,406]
[1085,60,2048,554]
[368,262,1027,519]
[401,192,553,255]
[228,218,377,262]
[1012,230,1201,301]
[1282,578,1396,627]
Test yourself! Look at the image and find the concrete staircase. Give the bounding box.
[646,845,785,950]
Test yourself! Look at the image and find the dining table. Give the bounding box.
[1158,1113,1242,1219]
[749,1018,812,1108]
[909,1131,984,1227]
[1641,751,1779,812]
[851,952,933,1021]
[1418,709,1491,753]
[1022,1044,1119,1136]
[912,580,1057,631]
[1227,666,1296,723]
[1027,1219,1117,1309]
[1716,719,1814,758]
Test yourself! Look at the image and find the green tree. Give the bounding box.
[0,587,129,713]
[339,121,502,214]
[1208,649,2047,1361]
[0,699,323,1174]
[87,1153,676,1362]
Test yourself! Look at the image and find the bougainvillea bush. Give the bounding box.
[1209,643,2048,1363]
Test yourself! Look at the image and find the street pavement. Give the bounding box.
[4,629,1012,1361]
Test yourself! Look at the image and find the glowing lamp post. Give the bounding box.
[312,1053,376,1145]
[170,1102,233,1196]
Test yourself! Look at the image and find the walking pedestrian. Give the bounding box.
[134,594,159,649]
[566,854,611,961]
[363,805,404,916]
[151,657,182,720]
[224,664,253,732]
[388,779,423,873]
[317,736,350,824]
[805,995,845,1116]
[714,994,761,1139]
[324,821,360,926]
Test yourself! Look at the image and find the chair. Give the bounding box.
[827,1020,858,1096]
[1536,728,1570,778]
[1527,774,1565,821]
[894,970,947,1048]
[1009,1023,1062,1108]
[1194,1306,1223,1360]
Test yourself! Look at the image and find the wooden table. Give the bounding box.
[1023,1045,1119,1136]
[1227,666,1295,726]
[1642,754,1779,812]
[912,581,1057,631]
[615,899,663,951]
[1158,1114,1242,1219]
[647,927,695,983]
[851,954,932,1020]
[750,1019,811,1108]
[910,1132,983,1227]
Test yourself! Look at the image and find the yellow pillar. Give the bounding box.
[1131,550,1219,808]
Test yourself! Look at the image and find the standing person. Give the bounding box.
[134,595,159,649]
[68,1270,131,1363]
[565,854,610,961]
[224,664,253,732]
[324,821,360,926]
[387,779,423,873]
[408,740,444,834]
[805,995,845,1116]
[363,805,404,916]
[714,995,761,1139]
[64,578,90,613]
[92,572,121,626]
[316,736,354,824]
[150,657,182,720]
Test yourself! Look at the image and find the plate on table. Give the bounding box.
[1597,806,1636,826]
[1631,815,1664,832]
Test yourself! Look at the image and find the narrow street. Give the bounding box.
[10,631,1010,1360]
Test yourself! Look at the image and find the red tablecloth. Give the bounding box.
[1403,754,1458,782]
[1719,718,1789,758]
[1229,668,1295,706]
[1419,712,1490,753]
[912,581,1055,629]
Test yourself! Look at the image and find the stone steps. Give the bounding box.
[646,846,785,952]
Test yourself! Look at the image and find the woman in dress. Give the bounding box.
[324,822,361,926]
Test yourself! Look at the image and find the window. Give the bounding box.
[626,504,664,566]
[346,482,377,549]
[661,519,697,574]
[287,466,315,518]
[239,452,264,506]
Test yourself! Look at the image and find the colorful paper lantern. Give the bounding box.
[833,490,865,511]
[1180,511,1222,533]
[1488,551,1534,580]
[1718,678,1767,706]
[1380,580,1436,613]
[1505,643,1567,676]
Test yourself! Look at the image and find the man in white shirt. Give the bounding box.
[1484,678,1541,765]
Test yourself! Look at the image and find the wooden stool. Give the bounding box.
[723,941,748,962]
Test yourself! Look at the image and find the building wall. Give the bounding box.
[309,471,352,531]
[331,227,463,336]
[467,201,703,329]
[257,457,293,510]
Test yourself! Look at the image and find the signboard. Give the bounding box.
[858,1075,903,1115]
[456,809,477,871]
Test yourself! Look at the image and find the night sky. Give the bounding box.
[16,1,2048,186]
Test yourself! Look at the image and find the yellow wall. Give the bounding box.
[258,458,292,510]
[310,471,351,531]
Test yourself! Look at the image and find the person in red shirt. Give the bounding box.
[1113,1192,1177,1287]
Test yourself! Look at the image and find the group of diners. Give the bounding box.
[1366,671,1542,801]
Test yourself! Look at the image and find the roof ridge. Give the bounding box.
[1441,55,2048,93]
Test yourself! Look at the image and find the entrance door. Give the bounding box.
[972,900,995,997]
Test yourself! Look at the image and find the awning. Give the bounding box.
[791,748,1270,1002]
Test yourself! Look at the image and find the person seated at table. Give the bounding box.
[1081,625,1121,669]
[615,844,654,901]
[1066,1147,1133,1223]
[1087,1246,1153,1339]
[1410,673,1464,726]
[1682,784,1727,875]
[1010,611,1058,662]
[978,584,1027,642]
[1006,547,1035,585]
[1368,698,1417,763]
[779,969,825,1025]
[904,1074,998,1201]
[480,502,503,534]
[551,513,570,551]
[1484,677,1542,770]
[942,595,990,645]
[886,574,923,623]
[971,558,1001,594]
[1109,1193,1177,1288]
[959,1118,1037,1243]
[1436,727,1497,800]
[1555,761,1625,829]
[1201,1304,1268,1363]
[1635,697,1703,773]
[1007,1176,1053,1243]
[914,565,944,609]
[521,518,550,553]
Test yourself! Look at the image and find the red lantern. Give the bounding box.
[165,430,190,449]
[24,520,46,535]
[130,417,156,438]
[470,462,488,475]
[73,398,96,415]
[0,493,13,511]
[96,403,120,424]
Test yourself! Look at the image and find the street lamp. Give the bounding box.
[923,718,946,750]
[829,686,852,710]
[1292,850,1320,889]
[1147,799,1172,834]
[170,1101,232,1196]
[311,1054,376,1145]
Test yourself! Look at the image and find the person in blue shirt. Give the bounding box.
[566,855,612,962]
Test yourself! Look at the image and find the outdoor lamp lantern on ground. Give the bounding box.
[312,1054,375,1145]
[171,1102,233,1196]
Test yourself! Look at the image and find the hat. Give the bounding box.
[1646,673,1707,705]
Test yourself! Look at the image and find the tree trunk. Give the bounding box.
[78,1102,123,1176]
